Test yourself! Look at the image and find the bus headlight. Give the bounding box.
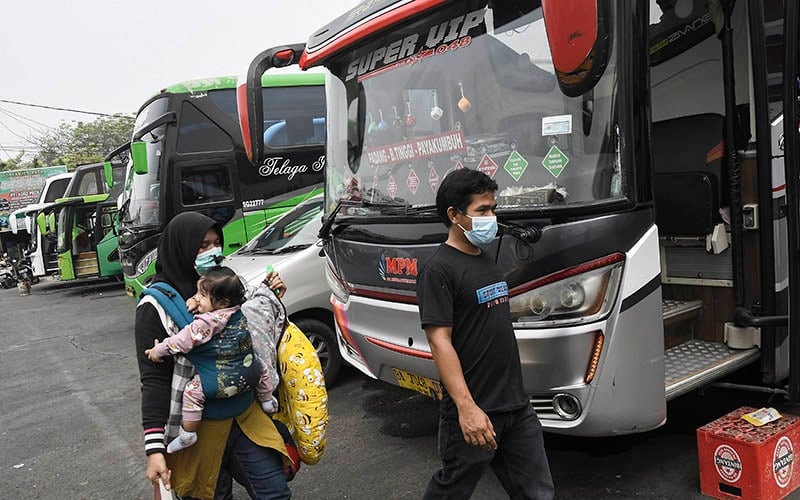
[509,254,624,327]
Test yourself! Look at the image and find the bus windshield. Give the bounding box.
[324,1,620,217]
[127,97,169,227]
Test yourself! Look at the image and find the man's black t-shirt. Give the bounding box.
[417,243,528,417]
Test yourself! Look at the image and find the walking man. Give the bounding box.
[417,168,554,499]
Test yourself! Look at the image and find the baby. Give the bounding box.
[145,266,278,453]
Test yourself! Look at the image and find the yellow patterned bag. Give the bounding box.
[274,322,328,465]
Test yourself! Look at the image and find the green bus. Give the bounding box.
[118,73,326,296]
[39,161,126,281]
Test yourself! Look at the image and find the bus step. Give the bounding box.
[664,339,760,401]
[45,255,59,273]
[662,299,704,323]
[75,252,99,277]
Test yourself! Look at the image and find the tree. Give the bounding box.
[31,114,134,169]
[0,152,39,171]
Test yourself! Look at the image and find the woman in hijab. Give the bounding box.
[135,211,291,500]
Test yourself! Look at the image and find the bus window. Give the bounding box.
[78,174,99,195]
[178,101,234,153]
[43,178,71,203]
[180,164,234,206]
[262,85,326,148]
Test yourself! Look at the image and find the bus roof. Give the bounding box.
[162,72,325,94]
[301,0,444,68]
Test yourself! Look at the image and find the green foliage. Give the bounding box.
[31,114,134,169]
[0,152,40,171]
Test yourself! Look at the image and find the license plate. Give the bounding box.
[392,367,443,400]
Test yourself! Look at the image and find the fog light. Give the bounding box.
[553,393,581,420]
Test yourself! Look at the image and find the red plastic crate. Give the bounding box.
[697,406,800,499]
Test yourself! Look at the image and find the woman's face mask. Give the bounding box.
[195,247,223,274]
[458,214,498,246]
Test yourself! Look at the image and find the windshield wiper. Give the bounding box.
[319,199,344,240]
[119,197,132,223]
[360,198,438,216]
[245,244,311,256]
[268,244,311,255]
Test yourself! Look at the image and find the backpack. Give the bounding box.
[139,282,193,329]
[273,322,328,465]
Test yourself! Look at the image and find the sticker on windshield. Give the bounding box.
[407,169,420,195]
[387,175,398,198]
[366,130,466,167]
[503,150,529,182]
[477,154,499,179]
[542,115,573,136]
[428,165,440,192]
[542,145,569,178]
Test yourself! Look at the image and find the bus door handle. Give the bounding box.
[228,242,243,248]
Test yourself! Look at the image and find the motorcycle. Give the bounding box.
[14,255,38,285]
[0,259,16,289]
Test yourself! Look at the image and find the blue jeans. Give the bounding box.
[183,421,290,500]
[423,404,554,500]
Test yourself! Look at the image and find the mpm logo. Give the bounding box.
[379,255,418,284]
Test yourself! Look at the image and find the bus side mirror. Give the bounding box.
[131,141,148,175]
[541,0,611,97]
[239,44,306,163]
[103,161,114,190]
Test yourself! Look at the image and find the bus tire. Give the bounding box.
[294,317,342,387]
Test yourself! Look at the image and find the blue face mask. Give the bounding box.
[195,247,223,274]
[459,214,498,246]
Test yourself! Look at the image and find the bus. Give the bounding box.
[119,73,326,297]
[10,172,73,277]
[241,0,800,436]
[39,161,126,281]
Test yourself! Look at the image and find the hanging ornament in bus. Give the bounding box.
[477,154,499,178]
[428,160,440,192]
[367,112,378,135]
[407,166,420,195]
[504,150,529,182]
[405,100,416,127]
[392,106,403,128]
[377,109,388,131]
[457,82,471,112]
[387,174,398,198]
[430,90,443,120]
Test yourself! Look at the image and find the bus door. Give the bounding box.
[171,93,247,253]
[95,202,121,278]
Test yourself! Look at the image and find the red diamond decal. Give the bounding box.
[477,154,498,178]
[407,169,420,195]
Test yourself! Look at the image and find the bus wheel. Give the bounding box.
[294,318,341,387]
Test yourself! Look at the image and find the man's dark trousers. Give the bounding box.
[423,404,554,499]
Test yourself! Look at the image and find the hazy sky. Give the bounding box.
[0,0,359,162]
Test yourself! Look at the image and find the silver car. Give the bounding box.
[225,195,342,384]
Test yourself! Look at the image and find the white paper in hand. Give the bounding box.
[153,478,176,500]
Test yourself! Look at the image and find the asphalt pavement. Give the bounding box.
[2,280,800,499]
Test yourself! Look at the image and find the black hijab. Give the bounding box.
[152,212,223,299]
